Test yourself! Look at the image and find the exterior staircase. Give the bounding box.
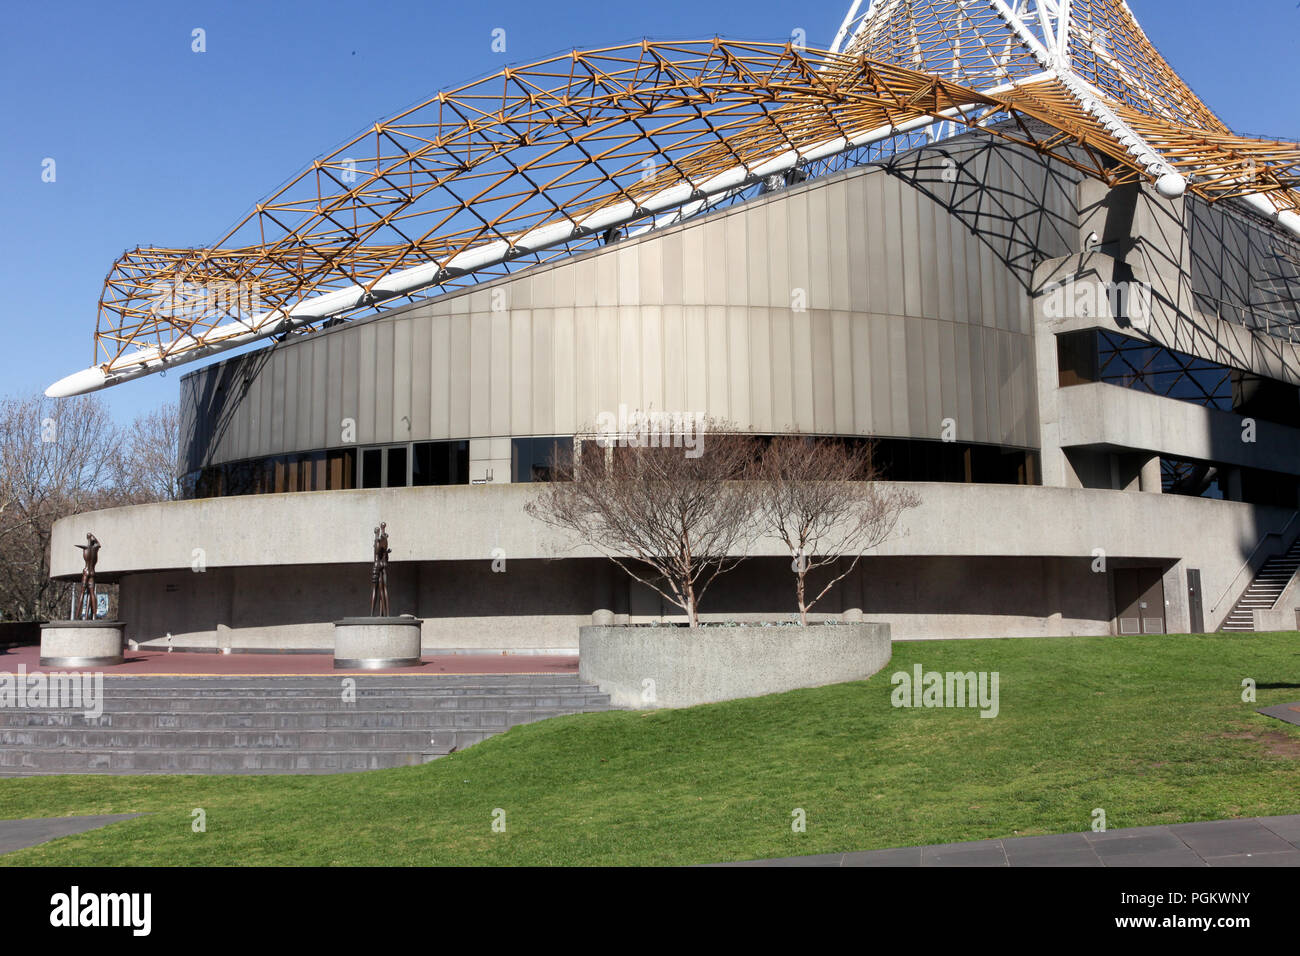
[1218,537,1300,632]
[0,674,610,775]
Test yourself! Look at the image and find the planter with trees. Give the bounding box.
[526,418,917,708]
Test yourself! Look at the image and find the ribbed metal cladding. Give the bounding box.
[180,138,1068,474]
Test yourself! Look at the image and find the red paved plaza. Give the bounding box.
[0,644,577,677]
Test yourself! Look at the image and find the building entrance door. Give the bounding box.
[1115,568,1166,634]
[1187,568,1204,633]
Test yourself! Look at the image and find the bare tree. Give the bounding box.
[756,435,919,625]
[0,392,120,620]
[113,402,182,502]
[526,418,762,627]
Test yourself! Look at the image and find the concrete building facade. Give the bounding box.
[52,131,1300,651]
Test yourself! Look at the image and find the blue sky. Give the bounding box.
[1,0,1297,425]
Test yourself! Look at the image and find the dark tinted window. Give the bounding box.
[361,448,382,489]
[412,441,469,486]
[1058,329,1299,427]
[512,437,572,482]
[385,446,407,487]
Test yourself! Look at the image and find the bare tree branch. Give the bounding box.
[525,418,762,627]
[0,392,179,621]
[755,435,919,625]
[0,392,120,620]
[112,402,181,503]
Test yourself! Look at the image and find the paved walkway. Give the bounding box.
[1259,702,1300,727]
[722,815,1300,866]
[0,644,577,676]
[0,814,142,855]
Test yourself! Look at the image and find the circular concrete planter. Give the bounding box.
[579,622,891,709]
[39,620,126,666]
[333,617,423,669]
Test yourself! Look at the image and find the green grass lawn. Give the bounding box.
[1,632,1297,866]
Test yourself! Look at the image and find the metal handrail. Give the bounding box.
[1208,510,1300,618]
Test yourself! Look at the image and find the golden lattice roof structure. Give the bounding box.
[47,0,1300,397]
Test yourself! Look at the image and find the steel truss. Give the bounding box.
[47,3,1300,396]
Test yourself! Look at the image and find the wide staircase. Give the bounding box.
[1219,537,1300,632]
[0,674,610,775]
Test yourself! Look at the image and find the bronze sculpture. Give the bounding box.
[370,522,390,616]
[74,532,101,621]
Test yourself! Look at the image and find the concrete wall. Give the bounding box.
[53,481,1294,647]
[579,623,892,709]
[52,482,1291,575]
[118,559,612,651]
[1254,605,1300,632]
[114,554,1117,650]
[1251,555,1300,632]
[1056,383,1300,474]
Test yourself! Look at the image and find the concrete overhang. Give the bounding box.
[1033,252,1300,389]
[1058,382,1300,474]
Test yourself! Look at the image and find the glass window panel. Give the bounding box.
[361,448,382,488]
[412,443,433,486]
[385,446,408,487]
[451,441,468,484]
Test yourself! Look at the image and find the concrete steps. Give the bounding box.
[0,694,601,713]
[0,709,570,730]
[0,674,610,775]
[1220,538,1300,632]
[0,749,447,774]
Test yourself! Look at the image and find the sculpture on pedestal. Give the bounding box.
[370,522,390,616]
[41,532,124,666]
[73,532,101,621]
[334,520,419,669]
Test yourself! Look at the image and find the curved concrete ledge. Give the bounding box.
[579,622,891,709]
[39,621,125,667]
[333,617,422,669]
[49,483,1292,578]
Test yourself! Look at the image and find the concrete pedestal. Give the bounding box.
[333,617,423,669]
[39,621,126,666]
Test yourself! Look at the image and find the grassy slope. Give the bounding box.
[1,632,1297,866]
